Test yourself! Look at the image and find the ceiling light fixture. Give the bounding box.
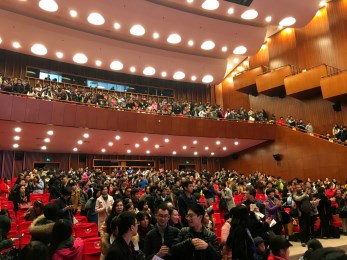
[201,40,215,50]
[233,46,247,55]
[13,144,19,148]
[172,151,177,155]
[241,9,258,20]
[143,67,156,76]
[56,52,63,59]
[161,72,167,77]
[108,142,113,146]
[12,42,21,49]
[87,13,105,25]
[73,147,78,152]
[143,137,149,142]
[202,0,219,10]
[127,149,131,153]
[110,61,124,70]
[115,135,121,140]
[44,138,50,143]
[14,136,20,141]
[234,141,239,145]
[222,46,228,52]
[202,75,214,83]
[164,138,169,143]
[173,71,185,80]
[188,40,194,46]
[38,0,58,12]
[155,144,159,149]
[193,140,198,144]
[135,143,140,148]
[73,53,88,64]
[233,58,239,63]
[191,76,197,81]
[70,10,77,17]
[130,67,136,73]
[227,8,234,14]
[182,146,187,150]
[223,147,227,151]
[14,127,22,133]
[101,148,106,153]
[47,130,54,135]
[205,147,209,150]
[41,146,47,150]
[31,43,48,56]
[114,23,121,30]
[194,151,198,155]
[83,133,89,138]
[146,150,150,154]
[187,0,194,3]
[167,34,182,44]
[153,32,160,39]
[216,140,221,145]
[279,17,296,27]
[265,16,272,22]
[77,140,83,145]
[130,24,146,36]
[95,60,102,67]
[0,37,2,44]
[211,152,215,156]
[319,1,327,7]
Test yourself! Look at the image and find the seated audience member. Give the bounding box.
[30,203,59,245]
[267,235,292,260]
[49,219,84,260]
[300,239,323,260]
[105,211,138,260]
[19,241,50,260]
[13,184,30,212]
[144,204,179,260]
[32,175,45,194]
[171,204,221,259]
[136,211,153,251]
[0,215,15,251]
[254,236,266,260]
[168,207,183,229]
[24,199,44,221]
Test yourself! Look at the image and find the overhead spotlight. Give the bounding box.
[182,146,187,150]
[41,146,47,150]
[135,143,140,148]
[83,133,89,138]
[164,138,169,143]
[146,150,150,154]
[13,144,19,148]
[194,151,198,155]
[193,140,198,144]
[44,138,50,143]
[108,142,113,146]
[127,149,131,153]
[14,127,22,133]
[77,140,83,145]
[101,148,106,153]
[47,130,54,135]
[143,137,149,142]
[73,147,78,152]
[155,144,159,149]
[216,140,221,145]
[115,135,121,140]
[14,136,20,141]
[172,151,177,155]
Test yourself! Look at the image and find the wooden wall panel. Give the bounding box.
[25,98,40,122]
[51,102,65,125]
[221,126,347,183]
[221,77,250,110]
[63,104,77,127]
[38,100,53,124]
[11,96,26,122]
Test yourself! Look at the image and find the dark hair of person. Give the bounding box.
[318,187,325,194]
[181,180,192,189]
[130,188,139,196]
[155,204,170,214]
[19,241,50,260]
[187,203,205,217]
[116,211,137,236]
[106,199,123,235]
[92,187,100,199]
[124,202,134,211]
[248,188,256,198]
[168,207,178,215]
[49,219,73,256]
[0,209,12,220]
[0,215,11,239]
[33,199,44,209]
[136,211,151,222]
[266,188,276,195]
[220,182,227,188]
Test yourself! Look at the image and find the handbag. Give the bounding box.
[18,202,31,209]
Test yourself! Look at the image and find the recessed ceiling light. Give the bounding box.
[154,144,160,149]
[233,46,247,55]
[211,152,215,156]
[73,147,78,152]
[56,52,63,59]
[233,58,239,63]
[143,137,149,142]
[39,0,58,12]
[146,150,150,154]
[279,17,296,27]
[237,66,245,72]
[161,72,167,77]
[101,148,106,153]
[130,67,136,73]
[44,138,50,143]
[14,136,20,141]
[41,146,47,150]
[87,13,105,25]
[73,53,88,64]
[0,37,2,44]
[70,10,78,17]
[234,141,239,145]
[143,67,156,76]
[201,40,215,50]
[202,0,219,10]
[319,1,327,7]
[194,151,198,155]
[114,22,121,30]
[153,32,160,39]
[14,127,22,133]
[182,146,187,150]
[243,60,249,66]
[13,144,19,148]
[193,140,198,144]
[202,75,214,83]
[241,9,258,20]
[191,76,197,81]
[227,8,234,14]
[127,149,131,153]
[77,140,83,145]
[83,133,89,138]
[110,61,124,71]
[173,151,177,155]
[108,142,113,146]
[164,138,169,143]
[115,135,121,140]
[130,24,146,36]
[135,143,140,148]
[12,42,21,49]
[223,147,227,151]
[47,130,53,135]
[222,46,228,52]
[265,16,272,23]
[205,146,209,150]
[173,71,185,80]
[187,0,194,3]
[188,40,194,46]
[31,43,47,56]
[95,60,102,67]
[167,34,182,44]
[216,140,221,145]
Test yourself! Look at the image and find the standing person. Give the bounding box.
[177,180,197,227]
[105,211,138,260]
[136,211,153,251]
[54,186,74,224]
[315,187,332,238]
[219,182,235,212]
[171,204,221,260]
[144,204,179,260]
[338,190,347,235]
[293,184,311,247]
[95,186,114,232]
[85,187,100,225]
[265,188,283,235]
[202,178,216,207]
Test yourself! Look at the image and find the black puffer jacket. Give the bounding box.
[171,226,221,260]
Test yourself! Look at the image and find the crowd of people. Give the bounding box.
[0,167,347,259]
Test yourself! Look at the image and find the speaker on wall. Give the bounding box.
[273,153,282,161]
[333,103,341,112]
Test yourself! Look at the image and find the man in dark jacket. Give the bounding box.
[54,186,74,224]
[144,204,179,260]
[105,211,138,260]
[171,204,220,260]
[177,180,197,226]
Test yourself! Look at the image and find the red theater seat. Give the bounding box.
[82,237,101,260]
[74,223,98,238]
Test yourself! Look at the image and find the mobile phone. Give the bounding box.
[15,233,24,239]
